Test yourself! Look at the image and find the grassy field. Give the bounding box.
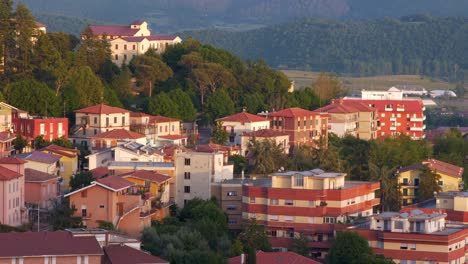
[282,70,454,92]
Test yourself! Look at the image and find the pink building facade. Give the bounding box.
[24,168,60,209]
[0,157,27,226]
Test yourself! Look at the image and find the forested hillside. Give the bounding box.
[184,16,468,79]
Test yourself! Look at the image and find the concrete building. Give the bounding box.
[12,115,68,142]
[130,113,186,147]
[240,129,290,156]
[90,129,147,152]
[397,159,464,206]
[65,176,157,237]
[0,131,15,158]
[24,168,60,209]
[174,151,234,207]
[0,102,18,132]
[264,108,329,150]
[16,151,62,176]
[228,250,321,264]
[241,169,380,258]
[0,157,28,226]
[39,144,79,189]
[217,111,270,146]
[211,179,246,230]
[314,100,378,140]
[355,210,468,264]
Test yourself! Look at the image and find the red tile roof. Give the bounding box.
[149,115,180,123]
[16,151,61,164]
[24,168,59,182]
[131,20,146,25]
[158,134,187,140]
[424,159,464,178]
[196,143,239,153]
[96,176,135,191]
[247,129,289,138]
[121,35,179,42]
[91,129,145,140]
[0,157,27,164]
[268,107,320,118]
[41,144,79,158]
[0,165,22,181]
[314,99,376,114]
[217,112,268,123]
[347,99,424,113]
[123,170,171,183]
[36,21,46,28]
[0,131,15,142]
[75,104,130,114]
[130,112,150,118]
[90,167,110,180]
[89,25,139,37]
[0,231,103,257]
[228,251,321,264]
[104,244,168,264]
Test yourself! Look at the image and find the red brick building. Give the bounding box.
[241,169,380,258]
[264,108,329,150]
[345,99,425,139]
[12,115,68,141]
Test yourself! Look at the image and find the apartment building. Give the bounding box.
[16,151,62,176]
[434,191,468,224]
[356,210,468,264]
[217,111,270,146]
[240,129,290,155]
[264,108,329,150]
[0,157,27,226]
[65,176,157,237]
[90,129,147,152]
[314,99,378,140]
[211,179,246,230]
[242,169,380,258]
[130,113,186,146]
[397,159,463,205]
[40,144,79,188]
[12,115,68,142]
[24,168,60,209]
[174,151,234,207]
[346,99,426,139]
[0,131,15,158]
[87,20,181,66]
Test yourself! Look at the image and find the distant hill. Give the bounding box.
[182,16,468,79]
[34,13,105,36]
[18,0,468,33]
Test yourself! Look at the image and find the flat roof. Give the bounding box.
[271,169,346,179]
[109,161,174,168]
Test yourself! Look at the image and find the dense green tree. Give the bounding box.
[230,239,244,257]
[51,137,73,149]
[204,88,235,122]
[238,219,272,254]
[63,66,105,111]
[104,85,123,107]
[49,198,82,230]
[110,67,132,97]
[417,166,441,201]
[292,233,310,257]
[168,88,197,121]
[12,134,27,153]
[369,163,400,212]
[313,73,343,106]
[69,171,94,191]
[229,154,247,175]
[130,54,173,97]
[148,92,179,117]
[211,121,229,145]
[328,231,373,264]
[5,79,61,116]
[33,135,51,150]
[0,0,13,76]
[247,139,288,175]
[77,27,110,73]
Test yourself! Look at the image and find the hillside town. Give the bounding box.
[0,1,468,264]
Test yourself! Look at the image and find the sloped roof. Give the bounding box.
[89,25,139,37]
[131,20,146,25]
[424,159,464,178]
[75,104,130,114]
[0,131,15,142]
[196,143,239,153]
[314,100,376,114]
[0,231,103,257]
[228,251,320,264]
[247,129,289,138]
[0,157,27,164]
[95,176,135,191]
[396,163,425,174]
[130,112,150,118]
[41,144,79,158]
[24,168,59,182]
[0,165,22,181]
[123,170,171,183]
[158,134,187,140]
[104,244,168,264]
[149,115,180,123]
[91,129,145,140]
[268,107,319,118]
[16,151,61,164]
[90,167,109,180]
[217,112,268,123]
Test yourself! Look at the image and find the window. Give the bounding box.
[132,44,136,50]
[403,188,408,196]
[81,190,87,198]
[99,204,105,208]
[94,129,97,135]
[122,116,125,125]
[184,186,190,193]
[94,117,98,124]
[268,230,277,237]
[228,219,237,224]
[184,172,191,180]
[114,54,118,60]
[184,158,191,166]
[297,120,301,127]
[324,217,336,223]
[114,117,117,124]
[81,208,87,217]
[144,180,150,188]
[294,174,304,187]
[249,197,255,203]
[403,178,408,185]
[410,244,416,250]
[394,221,404,229]
[227,191,237,196]
[438,181,444,186]
[172,125,175,132]
[285,200,294,206]
[270,199,279,205]
[115,44,118,50]
[308,217,315,223]
[400,243,408,250]
[269,215,279,221]
[284,216,294,222]
[226,204,237,211]
[124,44,127,50]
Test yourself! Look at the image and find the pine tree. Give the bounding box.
[11,2,37,77]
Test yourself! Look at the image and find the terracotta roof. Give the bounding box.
[0,231,103,258]
[24,168,59,182]
[36,21,46,28]
[247,129,288,138]
[90,167,110,179]
[75,104,130,114]
[228,251,321,264]
[217,112,268,123]
[0,157,27,164]
[347,99,424,113]
[91,129,145,140]
[131,20,146,25]
[123,170,171,183]
[130,112,150,118]
[314,100,376,114]
[41,144,79,158]
[149,115,180,123]
[196,143,238,153]
[0,165,22,181]
[96,176,135,191]
[424,159,464,178]
[16,151,61,164]
[89,25,139,37]
[0,131,15,142]
[158,134,187,140]
[268,107,319,118]
[104,244,168,264]
[120,35,179,43]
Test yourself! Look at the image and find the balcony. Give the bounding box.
[389,117,397,121]
[384,107,393,112]
[409,126,424,132]
[396,107,405,112]
[389,126,397,131]
[410,116,426,122]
